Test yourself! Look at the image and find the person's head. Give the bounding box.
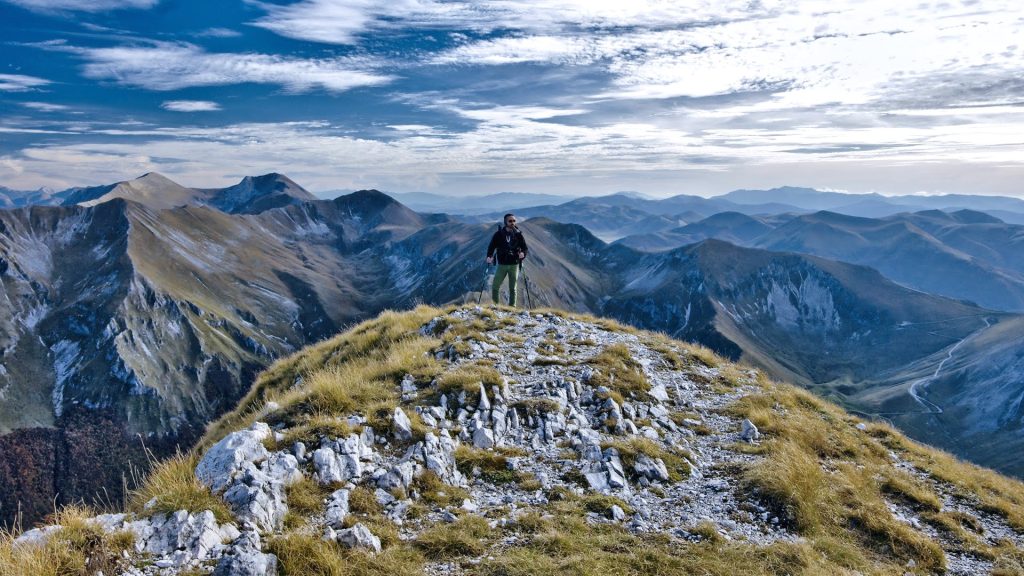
[503,213,517,228]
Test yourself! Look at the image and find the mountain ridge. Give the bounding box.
[4,306,1024,575]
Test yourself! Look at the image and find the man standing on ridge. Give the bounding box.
[486,213,529,307]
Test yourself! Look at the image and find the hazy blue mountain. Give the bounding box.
[389,191,578,215]
[719,186,1024,220]
[754,210,1024,311]
[0,186,73,208]
[613,212,773,252]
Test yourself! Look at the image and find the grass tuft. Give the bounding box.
[414,515,490,559]
[269,533,424,576]
[586,343,651,400]
[128,451,233,524]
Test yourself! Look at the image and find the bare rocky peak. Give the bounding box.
[68,172,203,210]
[204,173,318,214]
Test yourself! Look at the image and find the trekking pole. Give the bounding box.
[519,260,533,309]
[476,261,490,305]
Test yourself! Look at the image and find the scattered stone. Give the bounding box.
[393,407,414,442]
[213,531,278,576]
[222,452,301,532]
[633,453,671,482]
[325,489,351,528]
[335,524,382,554]
[740,419,760,443]
[610,505,626,521]
[473,427,495,449]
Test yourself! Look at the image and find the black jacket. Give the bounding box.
[487,227,528,265]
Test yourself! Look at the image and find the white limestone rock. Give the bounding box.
[633,453,671,482]
[377,459,416,491]
[196,422,273,493]
[610,505,626,521]
[473,427,495,449]
[213,531,278,576]
[13,525,61,548]
[393,407,414,442]
[139,510,230,563]
[325,488,351,528]
[222,452,301,533]
[335,523,382,554]
[741,419,760,443]
[421,431,465,486]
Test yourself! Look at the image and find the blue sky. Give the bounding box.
[1,0,1023,197]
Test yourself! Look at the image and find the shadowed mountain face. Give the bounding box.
[1,178,1023,526]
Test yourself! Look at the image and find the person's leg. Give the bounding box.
[507,263,520,307]
[491,264,509,304]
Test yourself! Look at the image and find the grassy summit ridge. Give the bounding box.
[4,305,1024,575]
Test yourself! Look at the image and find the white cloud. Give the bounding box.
[70,42,393,92]
[426,1,1023,116]
[249,0,761,45]
[161,100,222,112]
[5,90,1022,192]
[21,101,68,111]
[3,0,158,12]
[0,73,51,91]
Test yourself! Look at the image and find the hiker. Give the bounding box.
[486,213,529,306]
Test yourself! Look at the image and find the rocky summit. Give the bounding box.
[4,306,1024,575]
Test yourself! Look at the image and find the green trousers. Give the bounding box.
[491,263,520,307]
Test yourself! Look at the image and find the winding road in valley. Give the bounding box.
[907,317,992,414]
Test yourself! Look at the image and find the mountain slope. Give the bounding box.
[56,172,320,214]
[602,239,995,385]
[755,211,1024,311]
[62,172,203,210]
[6,306,1024,575]
[0,191,437,526]
[718,186,1024,219]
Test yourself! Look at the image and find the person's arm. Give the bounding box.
[517,231,528,260]
[486,231,498,261]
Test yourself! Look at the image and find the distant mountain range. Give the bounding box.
[2,173,1024,527]
[414,186,1024,236]
[388,191,577,215]
[613,208,1024,313]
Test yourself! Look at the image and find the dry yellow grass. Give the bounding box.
[269,533,424,576]
[199,305,446,449]
[414,514,490,559]
[726,379,1024,573]
[128,451,232,524]
[587,343,651,400]
[0,506,135,576]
